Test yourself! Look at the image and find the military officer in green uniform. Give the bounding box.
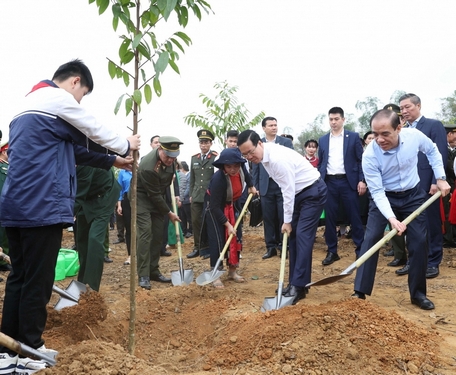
[136,136,182,290]
[74,166,121,291]
[442,124,456,247]
[0,140,11,275]
[187,129,218,259]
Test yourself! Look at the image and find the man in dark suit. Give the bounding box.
[398,94,447,279]
[252,116,294,259]
[318,107,366,265]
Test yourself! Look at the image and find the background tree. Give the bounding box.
[88,0,212,354]
[437,90,456,124]
[355,96,380,134]
[295,114,327,155]
[390,89,407,104]
[184,81,265,147]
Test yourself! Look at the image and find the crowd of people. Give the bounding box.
[0,59,453,374]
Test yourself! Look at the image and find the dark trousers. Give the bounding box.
[324,177,364,256]
[136,210,164,278]
[0,225,62,351]
[180,203,192,235]
[76,212,110,292]
[354,187,428,300]
[426,194,443,267]
[191,201,207,250]
[121,194,132,255]
[261,179,284,249]
[116,210,125,241]
[289,179,327,287]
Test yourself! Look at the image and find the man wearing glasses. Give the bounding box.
[187,129,218,259]
[251,117,294,260]
[238,130,327,304]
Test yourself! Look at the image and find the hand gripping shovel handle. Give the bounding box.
[354,190,442,269]
[0,332,56,366]
[307,191,442,287]
[211,193,254,273]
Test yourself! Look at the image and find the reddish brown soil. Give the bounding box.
[2,221,456,374]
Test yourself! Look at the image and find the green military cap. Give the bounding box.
[159,136,183,157]
[444,124,456,133]
[383,103,401,116]
[197,129,214,141]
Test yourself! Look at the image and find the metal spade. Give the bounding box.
[196,193,253,286]
[53,280,87,310]
[170,179,194,286]
[306,191,442,288]
[261,232,294,311]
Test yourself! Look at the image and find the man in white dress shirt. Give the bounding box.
[238,130,327,304]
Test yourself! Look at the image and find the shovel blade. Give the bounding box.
[171,269,194,286]
[54,280,87,311]
[305,269,354,288]
[261,295,295,312]
[196,270,226,286]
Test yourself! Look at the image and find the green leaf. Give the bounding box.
[155,51,169,74]
[153,77,162,97]
[148,32,158,49]
[112,3,122,17]
[88,0,95,4]
[116,67,123,79]
[141,69,146,82]
[144,84,152,104]
[122,51,135,64]
[149,6,160,25]
[119,38,131,59]
[177,6,188,27]
[98,0,109,15]
[141,11,150,28]
[157,0,167,12]
[137,43,150,60]
[132,32,142,48]
[123,71,130,86]
[108,61,116,79]
[133,90,142,106]
[191,4,201,20]
[125,97,133,116]
[169,59,180,74]
[174,31,192,46]
[163,0,178,20]
[114,94,125,115]
[112,16,119,31]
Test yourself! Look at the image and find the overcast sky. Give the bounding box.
[2,0,456,162]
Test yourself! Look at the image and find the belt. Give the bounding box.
[326,174,346,179]
[296,177,321,196]
[385,186,416,196]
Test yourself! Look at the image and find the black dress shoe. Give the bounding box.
[139,276,151,290]
[202,253,210,260]
[351,291,366,300]
[262,247,277,259]
[104,256,113,263]
[395,263,409,275]
[383,248,394,257]
[411,297,435,310]
[322,252,340,266]
[113,239,125,244]
[284,285,307,305]
[387,258,407,267]
[187,249,199,258]
[425,266,439,279]
[0,263,13,272]
[443,241,456,248]
[185,232,193,238]
[151,274,172,283]
[160,250,172,257]
[276,284,291,295]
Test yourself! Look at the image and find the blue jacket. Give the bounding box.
[0,81,126,228]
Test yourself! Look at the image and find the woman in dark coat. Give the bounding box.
[204,148,257,288]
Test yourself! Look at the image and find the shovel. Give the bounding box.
[261,232,294,311]
[0,332,57,367]
[169,180,193,286]
[53,280,87,310]
[196,193,253,286]
[306,191,442,288]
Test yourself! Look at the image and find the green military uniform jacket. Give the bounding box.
[189,150,218,203]
[136,148,175,215]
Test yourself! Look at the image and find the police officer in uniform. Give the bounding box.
[136,136,182,290]
[187,129,218,259]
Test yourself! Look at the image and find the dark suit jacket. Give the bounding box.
[415,116,447,189]
[318,129,363,191]
[251,135,294,196]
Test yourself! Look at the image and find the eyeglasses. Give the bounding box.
[241,145,257,158]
